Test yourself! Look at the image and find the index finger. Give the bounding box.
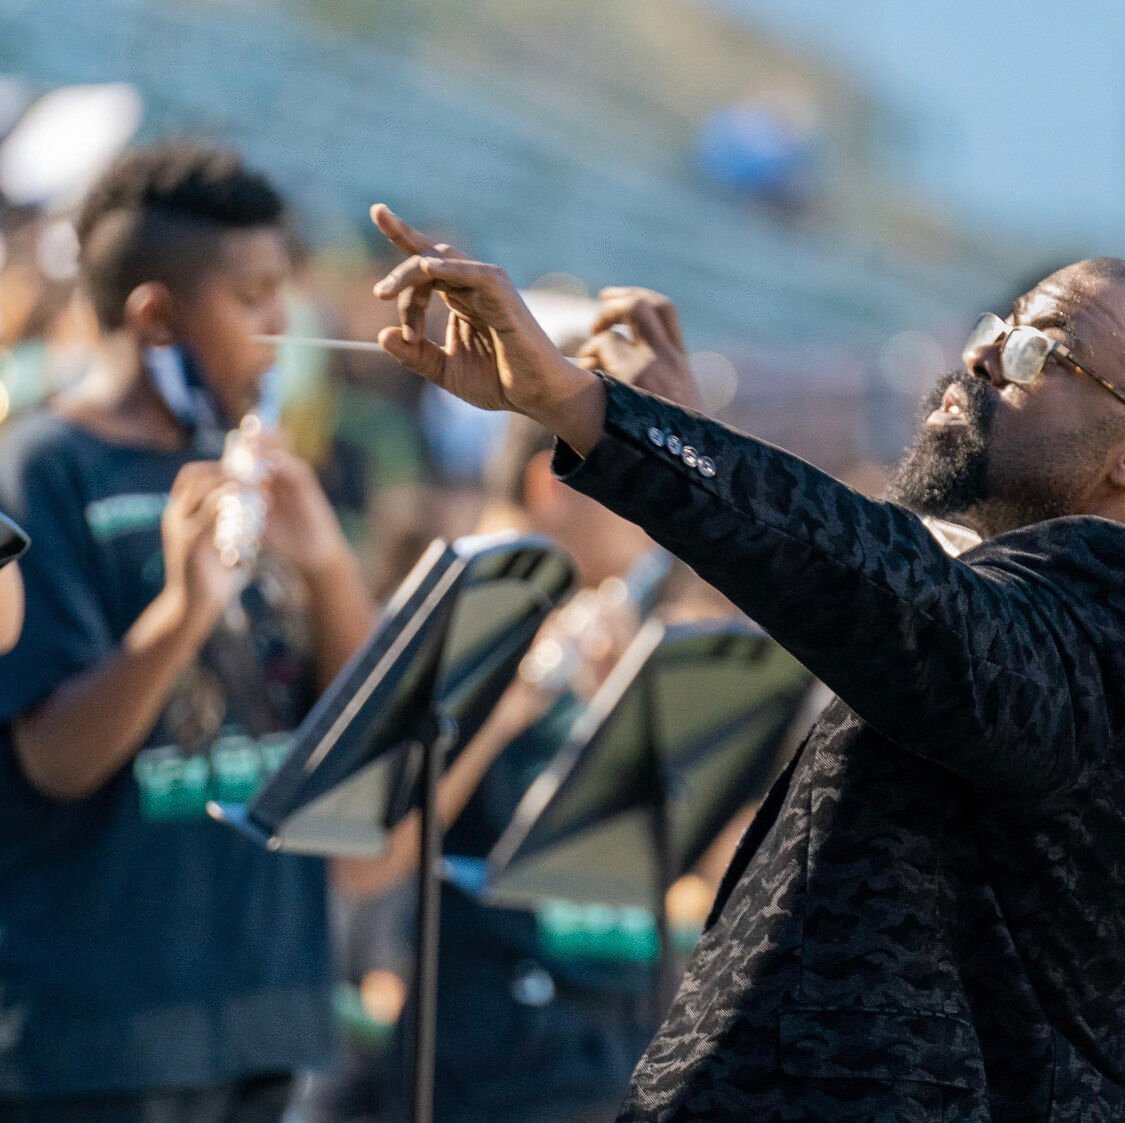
[169,460,227,498]
[370,204,436,257]
[170,471,237,521]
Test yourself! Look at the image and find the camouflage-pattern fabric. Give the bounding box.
[555,376,1125,1121]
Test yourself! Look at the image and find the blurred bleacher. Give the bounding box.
[0,0,1046,465]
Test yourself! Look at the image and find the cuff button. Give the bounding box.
[681,446,699,468]
[666,434,683,455]
[647,427,666,448]
[698,456,716,478]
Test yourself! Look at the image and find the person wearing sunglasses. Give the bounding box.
[962,310,1125,405]
[367,209,1125,1123]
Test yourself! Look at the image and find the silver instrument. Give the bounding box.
[518,548,673,693]
[215,413,268,571]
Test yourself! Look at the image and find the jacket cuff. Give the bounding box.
[552,374,728,502]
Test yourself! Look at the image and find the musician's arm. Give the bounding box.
[13,591,220,800]
[2,459,235,801]
[301,545,377,690]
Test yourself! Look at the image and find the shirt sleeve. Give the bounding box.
[0,431,116,722]
[553,375,1099,797]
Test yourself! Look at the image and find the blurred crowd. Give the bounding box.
[0,88,825,1123]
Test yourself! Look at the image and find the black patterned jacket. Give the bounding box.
[555,377,1125,1122]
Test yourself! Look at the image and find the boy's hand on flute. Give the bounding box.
[369,204,606,455]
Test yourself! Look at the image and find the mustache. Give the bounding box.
[887,369,997,520]
[917,369,997,435]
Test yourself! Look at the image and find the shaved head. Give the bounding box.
[1012,259,1125,390]
[890,258,1125,537]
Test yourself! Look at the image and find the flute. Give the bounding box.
[214,413,269,571]
[518,549,672,694]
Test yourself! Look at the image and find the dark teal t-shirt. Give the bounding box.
[0,410,334,1098]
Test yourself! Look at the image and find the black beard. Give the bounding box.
[887,370,996,527]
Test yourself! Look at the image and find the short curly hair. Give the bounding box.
[76,140,285,329]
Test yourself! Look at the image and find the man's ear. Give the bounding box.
[1105,438,1125,490]
[122,282,177,346]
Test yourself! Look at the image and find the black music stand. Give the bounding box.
[209,531,577,1123]
[484,618,812,1009]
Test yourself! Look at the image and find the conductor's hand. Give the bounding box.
[370,205,606,455]
[576,287,706,412]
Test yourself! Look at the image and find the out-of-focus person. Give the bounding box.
[575,285,824,938]
[276,240,428,563]
[317,298,672,1123]
[573,286,706,414]
[0,142,374,1122]
[0,204,97,419]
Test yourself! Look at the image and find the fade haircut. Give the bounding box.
[75,141,285,329]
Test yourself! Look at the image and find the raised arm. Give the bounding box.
[554,376,1096,794]
[368,209,1089,795]
[369,205,607,455]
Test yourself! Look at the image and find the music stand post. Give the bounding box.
[207,533,578,1123]
[411,711,457,1123]
[485,620,814,1015]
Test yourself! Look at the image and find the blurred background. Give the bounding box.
[1,1,1121,1117]
[6,0,1123,492]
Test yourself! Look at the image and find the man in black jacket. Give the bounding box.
[367,205,1124,1121]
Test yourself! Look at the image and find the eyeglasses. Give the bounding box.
[962,312,1125,408]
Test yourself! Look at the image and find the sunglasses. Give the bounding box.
[962,312,1125,408]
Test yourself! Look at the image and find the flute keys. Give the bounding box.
[215,488,265,569]
[216,413,269,569]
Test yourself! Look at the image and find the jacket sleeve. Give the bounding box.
[554,376,1102,796]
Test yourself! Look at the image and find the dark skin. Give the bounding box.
[16,226,374,800]
[960,263,1125,535]
[367,215,1125,542]
[575,285,706,412]
[60,228,289,446]
[369,206,605,453]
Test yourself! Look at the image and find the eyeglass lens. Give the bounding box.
[962,313,1006,368]
[1001,329,1053,385]
[962,313,1053,385]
